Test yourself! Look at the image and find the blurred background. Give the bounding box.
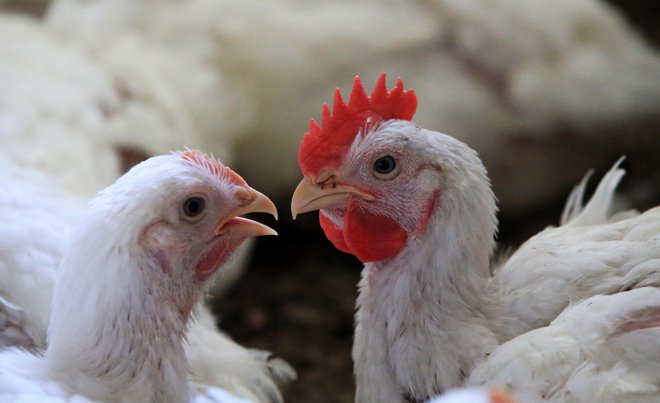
[0,0,659,401]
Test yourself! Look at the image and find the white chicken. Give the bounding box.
[0,13,123,198]
[41,0,660,210]
[0,11,248,198]
[290,75,660,402]
[0,150,294,402]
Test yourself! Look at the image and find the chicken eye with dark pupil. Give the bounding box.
[183,197,205,217]
[374,156,396,174]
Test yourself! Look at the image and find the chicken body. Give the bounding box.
[0,151,293,402]
[468,287,660,403]
[291,75,660,402]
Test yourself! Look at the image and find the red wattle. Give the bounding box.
[318,204,407,263]
[344,205,407,262]
[319,211,352,255]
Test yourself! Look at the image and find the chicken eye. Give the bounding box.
[182,197,206,219]
[372,155,399,179]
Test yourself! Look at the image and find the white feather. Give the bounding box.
[469,288,660,402]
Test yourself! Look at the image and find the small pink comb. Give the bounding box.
[298,73,417,176]
[179,149,247,186]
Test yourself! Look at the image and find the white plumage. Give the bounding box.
[496,159,660,333]
[469,287,660,402]
[0,13,122,197]
[0,152,294,402]
[291,101,660,401]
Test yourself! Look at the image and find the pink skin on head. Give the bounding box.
[194,237,238,280]
[178,150,249,278]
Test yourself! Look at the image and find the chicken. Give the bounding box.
[290,74,660,402]
[42,0,660,210]
[0,11,257,295]
[0,150,294,402]
[0,13,124,198]
[0,8,242,198]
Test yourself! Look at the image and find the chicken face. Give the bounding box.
[291,74,448,262]
[140,179,276,283]
[292,74,497,264]
[292,120,442,262]
[104,150,277,285]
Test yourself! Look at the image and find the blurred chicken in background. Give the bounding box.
[3,0,659,208]
[39,0,660,213]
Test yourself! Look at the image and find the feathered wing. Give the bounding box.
[495,160,660,332]
[468,287,660,402]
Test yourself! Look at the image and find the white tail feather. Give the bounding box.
[561,157,626,227]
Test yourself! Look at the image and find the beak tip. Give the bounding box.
[262,227,279,237]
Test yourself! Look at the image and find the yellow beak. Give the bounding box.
[290,176,374,219]
[215,187,278,237]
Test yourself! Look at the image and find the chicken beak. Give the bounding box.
[290,176,374,219]
[214,187,278,237]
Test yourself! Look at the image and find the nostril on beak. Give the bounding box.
[315,172,337,189]
[235,188,257,205]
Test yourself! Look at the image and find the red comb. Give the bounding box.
[298,73,417,176]
[179,149,247,186]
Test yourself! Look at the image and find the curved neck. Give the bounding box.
[45,227,194,402]
[353,167,505,400]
